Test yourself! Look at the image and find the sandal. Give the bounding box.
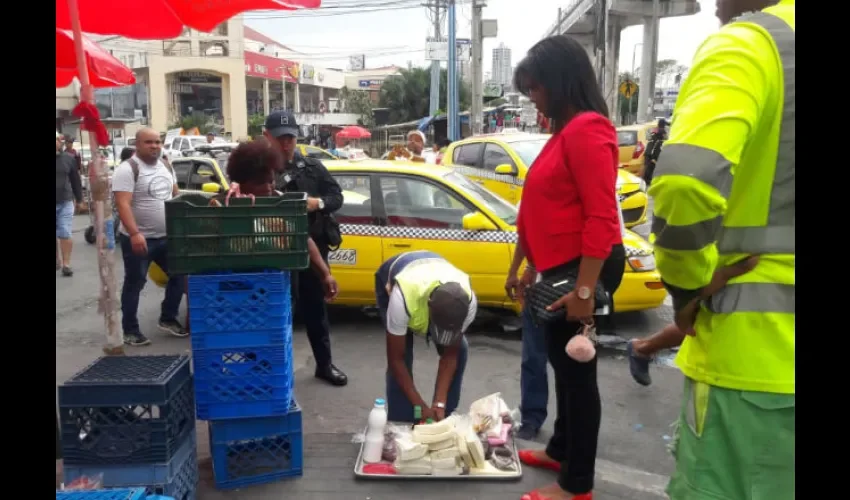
[518,449,562,472]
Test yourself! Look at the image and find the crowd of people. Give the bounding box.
[57,0,793,497]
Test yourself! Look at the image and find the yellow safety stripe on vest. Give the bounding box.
[706,282,795,314]
[717,11,795,255]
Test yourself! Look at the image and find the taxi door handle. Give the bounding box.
[390,243,411,248]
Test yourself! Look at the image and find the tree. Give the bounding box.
[378,67,472,124]
[338,86,375,127]
[247,113,265,138]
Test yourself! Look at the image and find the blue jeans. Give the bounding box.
[384,332,468,423]
[56,201,74,239]
[520,305,549,430]
[119,234,184,334]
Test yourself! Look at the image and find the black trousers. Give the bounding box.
[542,244,625,494]
[294,245,333,368]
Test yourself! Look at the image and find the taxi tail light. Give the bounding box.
[644,281,665,290]
[632,141,645,159]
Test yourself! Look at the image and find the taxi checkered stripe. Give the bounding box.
[340,223,519,243]
[452,165,525,186]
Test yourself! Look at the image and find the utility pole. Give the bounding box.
[470,0,485,135]
[447,0,458,140]
[425,1,443,118]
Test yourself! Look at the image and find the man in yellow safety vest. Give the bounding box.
[648,0,794,499]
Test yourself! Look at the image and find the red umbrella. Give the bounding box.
[56,29,136,88]
[336,126,372,140]
[57,0,322,354]
[56,0,321,39]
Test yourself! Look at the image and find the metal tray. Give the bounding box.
[354,425,523,481]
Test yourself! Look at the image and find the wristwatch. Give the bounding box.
[435,402,446,409]
[577,286,592,300]
[317,198,325,210]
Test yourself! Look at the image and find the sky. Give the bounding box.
[244,0,720,75]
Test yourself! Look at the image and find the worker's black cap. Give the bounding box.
[428,282,471,346]
[264,110,299,138]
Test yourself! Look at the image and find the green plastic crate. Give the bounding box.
[166,192,309,274]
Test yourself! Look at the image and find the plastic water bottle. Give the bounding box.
[104,219,115,250]
[362,398,388,463]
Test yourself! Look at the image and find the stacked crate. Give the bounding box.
[58,356,197,500]
[56,489,174,500]
[165,193,309,490]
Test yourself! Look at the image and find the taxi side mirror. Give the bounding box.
[494,163,517,176]
[202,182,222,194]
[462,212,498,231]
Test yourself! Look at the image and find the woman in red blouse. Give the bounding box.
[512,36,626,500]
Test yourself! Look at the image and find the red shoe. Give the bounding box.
[520,489,592,500]
[518,450,562,472]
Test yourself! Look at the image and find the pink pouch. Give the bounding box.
[488,423,512,446]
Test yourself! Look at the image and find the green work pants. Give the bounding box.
[667,377,795,500]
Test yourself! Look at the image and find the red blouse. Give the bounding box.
[517,112,622,272]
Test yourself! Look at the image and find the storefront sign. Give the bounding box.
[177,72,221,84]
[300,64,316,83]
[358,79,383,90]
[244,51,298,83]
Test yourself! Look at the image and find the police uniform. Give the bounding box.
[648,2,794,498]
[264,110,347,387]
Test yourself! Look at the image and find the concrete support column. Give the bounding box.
[220,75,248,138]
[147,67,169,132]
[294,83,301,113]
[318,87,324,103]
[605,16,621,123]
[262,78,270,116]
[637,15,659,123]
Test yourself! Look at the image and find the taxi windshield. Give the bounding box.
[443,171,517,225]
[508,139,548,167]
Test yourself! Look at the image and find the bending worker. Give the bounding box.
[648,0,794,498]
[376,251,477,423]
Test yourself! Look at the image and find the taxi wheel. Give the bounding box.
[84,226,96,244]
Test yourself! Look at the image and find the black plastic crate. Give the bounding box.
[59,356,195,465]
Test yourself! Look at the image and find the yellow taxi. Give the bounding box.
[296,144,338,160]
[322,160,666,314]
[616,122,658,175]
[170,155,230,194]
[442,133,649,228]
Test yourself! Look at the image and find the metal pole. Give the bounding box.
[631,42,642,125]
[447,0,458,140]
[428,1,442,118]
[470,0,484,135]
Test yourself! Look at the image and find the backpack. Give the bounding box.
[126,155,174,183]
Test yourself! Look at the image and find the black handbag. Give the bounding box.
[525,270,610,326]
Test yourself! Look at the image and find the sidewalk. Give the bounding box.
[56,230,679,500]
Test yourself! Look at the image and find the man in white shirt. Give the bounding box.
[376,250,477,423]
[112,128,185,346]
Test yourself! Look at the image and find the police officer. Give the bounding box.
[264,110,348,387]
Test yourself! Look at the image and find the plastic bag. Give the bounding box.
[382,423,409,462]
[469,393,511,438]
[63,474,103,491]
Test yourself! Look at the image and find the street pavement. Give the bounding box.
[56,214,681,500]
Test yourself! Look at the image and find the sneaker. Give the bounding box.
[124,332,151,346]
[61,266,73,277]
[158,319,188,338]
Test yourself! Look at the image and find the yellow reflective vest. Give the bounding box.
[392,257,472,336]
[648,0,795,394]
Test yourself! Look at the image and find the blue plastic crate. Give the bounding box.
[208,399,303,490]
[188,272,292,350]
[64,432,197,500]
[59,356,195,465]
[193,344,294,420]
[57,489,146,500]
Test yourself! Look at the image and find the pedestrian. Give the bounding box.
[56,131,83,277]
[63,136,82,174]
[112,127,187,346]
[263,110,348,387]
[406,130,427,162]
[649,0,794,498]
[512,35,626,500]
[641,118,667,185]
[376,251,476,423]
[205,132,216,144]
[119,147,135,163]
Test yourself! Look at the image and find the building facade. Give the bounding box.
[491,43,512,89]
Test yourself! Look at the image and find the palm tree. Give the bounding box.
[379,67,472,124]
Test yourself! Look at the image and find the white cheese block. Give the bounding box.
[430,447,460,461]
[412,418,454,436]
[456,434,474,468]
[394,455,432,475]
[428,437,456,451]
[430,456,460,470]
[465,432,486,469]
[395,436,428,462]
[412,428,456,444]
